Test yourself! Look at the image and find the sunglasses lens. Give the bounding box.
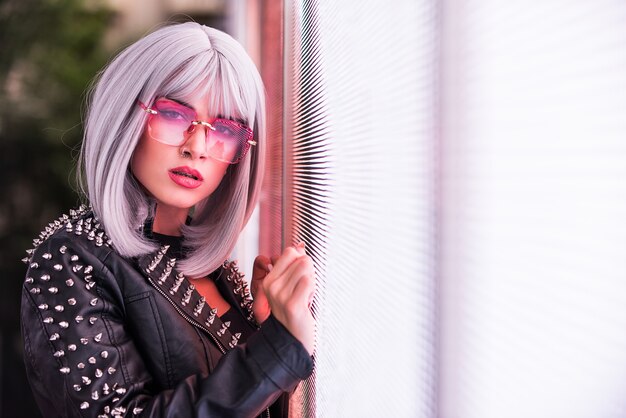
[207,119,253,164]
[149,100,196,146]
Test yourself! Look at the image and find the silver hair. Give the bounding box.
[77,22,266,277]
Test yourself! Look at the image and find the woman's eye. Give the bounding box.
[215,124,236,137]
[160,110,185,120]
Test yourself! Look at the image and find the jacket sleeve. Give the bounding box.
[21,233,313,418]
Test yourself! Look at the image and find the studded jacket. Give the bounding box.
[20,206,314,418]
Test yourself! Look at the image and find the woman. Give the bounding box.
[21,22,315,418]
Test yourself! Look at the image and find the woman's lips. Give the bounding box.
[168,166,203,189]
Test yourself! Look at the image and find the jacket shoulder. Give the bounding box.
[22,205,114,267]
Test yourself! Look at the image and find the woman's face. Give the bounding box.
[131,91,231,212]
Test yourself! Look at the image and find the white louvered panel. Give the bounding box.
[283,1,439,417]
[439,2,626,417]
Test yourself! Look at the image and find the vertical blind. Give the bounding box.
[253,0,626,416]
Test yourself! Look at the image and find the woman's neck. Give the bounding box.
[152,204,189,236]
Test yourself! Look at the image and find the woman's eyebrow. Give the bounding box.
[217,114,247,125]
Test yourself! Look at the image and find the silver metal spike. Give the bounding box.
[48,287,58,294]
[95,369,103,378]
[72,265,83,273]
[133,407,144,415]
[80,338,88,345]
[87,230,96,241]
[75,315,84,323]
[86,281,96,290]
[169,273,184,295]
[25,277,34,284]
[107,367,116,375]
[30,262,39,269]
[115,387,127,394]
[90,298,98,306]
[82,376,91,385]
[54,305,64,312]
[29,287,41,294]
[68,298,77,305]
[103,383,110,395]
[88,356,96,364]
[59,321,69,328]
[78,363,85,369]
[157,262,174,285]
[84,265,93,274]
[42,253,52,260]
[53,264,63,271]
[60,367,70,374]
[49,333,60,341]
[66,279,74,287]
[206,308,218,326]
[73,384,81,391]
[38,303,48,310]
[40,274,50,281]
[68,344,77,351]
[22,257,30,264]
[70,254,78,262]
[89,317,98,325]
[94,333,102,342]
[26,249,35,255]
[181,284,195,306]
[193,297,206,316]
[59,245,67,254]
[92,390,99,400]
[80,402,89,410]
[100,350,108,358]
[53,350,64,358]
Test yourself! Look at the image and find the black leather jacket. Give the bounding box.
[21,206,313,417]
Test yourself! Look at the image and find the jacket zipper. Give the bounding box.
[148,277,270,418]
[146,277,226,354]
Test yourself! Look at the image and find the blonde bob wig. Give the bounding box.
[77,22,266,278]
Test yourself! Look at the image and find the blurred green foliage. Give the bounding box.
[0,0,113,415]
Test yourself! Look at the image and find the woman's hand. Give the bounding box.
[261,243,316,355]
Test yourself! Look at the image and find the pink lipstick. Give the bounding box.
[168,166,203,189]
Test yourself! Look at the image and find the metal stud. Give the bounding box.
[169,273,184,295]
[68,344,77,351]
[90,298,98,306]
[22,257,30,264]
[80,402,89,409]
[157,262,174,285]
[59,321,69,329]
[193,297,206,317]
[100,350,108,358]
[84,265,93,274]
[75,315,84,323]
[217,321,231,337]
[95,368,103,378]
[70,255,79,262]
[115,387,127,395]
[49,333,60,341]
[103,383,110,395]
[133,407,144,415]
[43,317,54,324]
[54,305,64,312]
[30,262,39,269]
[87,230,96,241]
[94,333,102,342]
[72,265,83,273]
[48,287,58,294]
[53,264,63,271]
[59,245,67,254]
[147,245,169,273]
[38,303,48,310]
[206,308,218,326]
[53,350,65,358]
[181,284,194,306]
[42,253,52,260]
[92,390,99,400]
[25,277,34,284]
[80,338,88,345]
[29,287,41,294]
[40,274,50,282]
[78,362,85,369]
[68,298,77,305]
[73,384,81,391]
[82,376,91,385]
[86,281,96,290]
[107,367,116,375]
[88,356,96,364]
[66,279,74,287]
[60,367,70,374]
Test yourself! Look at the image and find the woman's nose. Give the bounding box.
[182,124,209,159]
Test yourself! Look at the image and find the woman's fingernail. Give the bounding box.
[267,264,273,272]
